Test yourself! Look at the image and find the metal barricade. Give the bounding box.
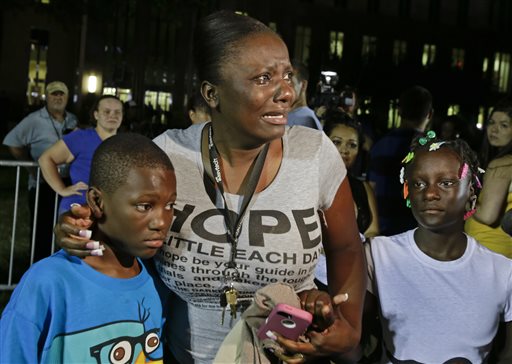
[0,160,58,291]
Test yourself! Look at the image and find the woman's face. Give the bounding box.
[94,98,123,133]
[214,32,294,146]
[487,111,512,148]
[329,124,359,168]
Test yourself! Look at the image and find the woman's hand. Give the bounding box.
[54,203,98,257]
[59,182,88,197]
[273,289,360,363]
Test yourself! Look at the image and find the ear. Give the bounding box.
[86,187,104,219]
[201,81,219,108]
[300,79,308,95]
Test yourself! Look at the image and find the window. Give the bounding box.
[493,52,511,93]
[422,44,436,67]
[393,40,407,66]
[451,48,465,70]
[388,99,401,129]
[118,88,132,102]
[368,0,380,14]
[27,29,49,106]
[428,0,440,23]
[362,35,377,63]
[477,106,486,129]
[144,91,172,112]
[329,31,344,60]
[482,57,489,73]
[295,26,311,64]
[103,87,117,96]
[399,0,411,18]
[447,104,460,116]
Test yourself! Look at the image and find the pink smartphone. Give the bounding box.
[257,303,313,341]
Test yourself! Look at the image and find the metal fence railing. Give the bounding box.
[0,160,59,291]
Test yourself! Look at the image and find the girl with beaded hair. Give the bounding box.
[362,131,512,362]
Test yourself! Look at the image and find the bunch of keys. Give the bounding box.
[220,285,238,325]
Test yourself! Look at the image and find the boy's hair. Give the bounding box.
[90,133,174,194]
[402,131,482,191]
[399,85,432,124]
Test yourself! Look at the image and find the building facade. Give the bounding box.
[0,0,511,136]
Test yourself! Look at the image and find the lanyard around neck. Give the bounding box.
[207,123,269,270]
[46,107,64,139]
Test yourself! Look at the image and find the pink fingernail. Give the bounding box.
[70,203,81,208]
[85,241,100,250]
[265,331,277,341]
[91,248,103,256]
[79,230,92,239]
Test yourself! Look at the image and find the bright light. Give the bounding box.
[87,75,98,93]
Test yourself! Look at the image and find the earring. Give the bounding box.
[464,195,477,220]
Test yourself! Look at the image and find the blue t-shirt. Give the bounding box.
[287,106,322,130]
[0,250,164,363]
[59,128,102,213]
[368,128,419,235]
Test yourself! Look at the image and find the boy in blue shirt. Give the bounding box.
[0,133,177,363]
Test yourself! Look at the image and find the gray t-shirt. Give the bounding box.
[153,123,345,363]
[3,107,77,188]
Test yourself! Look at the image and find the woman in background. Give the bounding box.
[465,98,512,258]
[39,95,123,214]
[324,109,379,237]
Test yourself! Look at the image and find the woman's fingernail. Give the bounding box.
[79,230,92,239]
[333,293,349,304]
[90,248,104,256]
[86,241,100,250]
[265,331,277,341]
[70,203,81,208]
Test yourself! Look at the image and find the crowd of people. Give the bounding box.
[1,9,511,364]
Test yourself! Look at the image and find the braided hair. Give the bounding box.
[400,131,483,207]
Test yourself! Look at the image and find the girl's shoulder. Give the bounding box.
[487,154,512,169]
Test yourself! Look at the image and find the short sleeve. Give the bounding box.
[318,132,346,210]
[2,116,32,147]
[486,156,512,180]
[62,129,86,156]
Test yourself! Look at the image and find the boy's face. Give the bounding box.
[408,149,471,232]
[100,166,176,259]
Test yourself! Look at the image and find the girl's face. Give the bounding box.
[487,111,512,148]
[407,149,472,233]
[213,32,294,146]
[329,124,359,168]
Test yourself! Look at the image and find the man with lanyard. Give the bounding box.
[3,81,77,262]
